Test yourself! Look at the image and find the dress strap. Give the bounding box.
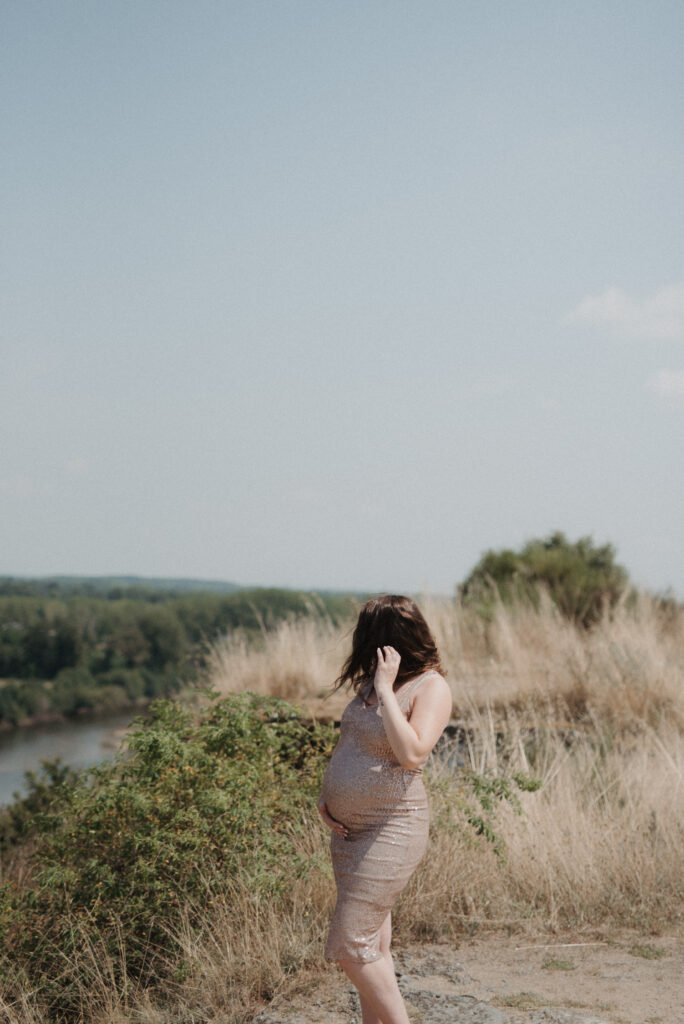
[360,670,437,707]
[408,669,437,692]
[396,669,436,707]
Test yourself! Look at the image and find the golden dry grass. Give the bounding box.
[204,603,352,718]
[205,586,684,730]
[202,588,684,940]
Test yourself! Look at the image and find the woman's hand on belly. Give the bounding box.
[317,798,349,839]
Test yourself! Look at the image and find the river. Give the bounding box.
[0,709,149,808]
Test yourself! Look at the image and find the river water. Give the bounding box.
[0,709,148,808]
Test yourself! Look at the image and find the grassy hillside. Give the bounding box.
[0,586,682,1023]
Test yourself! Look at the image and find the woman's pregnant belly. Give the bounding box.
[320,749,427,829]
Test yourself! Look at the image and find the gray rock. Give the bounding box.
[253,986,509,1024]
[394,949,471,986]
[403,990,508,1024]
[528,1011,613,1024]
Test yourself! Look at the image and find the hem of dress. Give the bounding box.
[324,949,383,964]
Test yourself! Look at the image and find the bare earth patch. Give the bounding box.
[253,931,683,1024]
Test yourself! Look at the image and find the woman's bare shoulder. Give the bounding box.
[422,669,450,689]
[409,670,452,712]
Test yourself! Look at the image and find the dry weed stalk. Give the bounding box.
[206,606,352,704]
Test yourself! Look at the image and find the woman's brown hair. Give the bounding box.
[332,594,445,704]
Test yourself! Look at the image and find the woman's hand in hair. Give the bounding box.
[374,645,401,697]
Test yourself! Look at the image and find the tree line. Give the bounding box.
[0,583,357,726]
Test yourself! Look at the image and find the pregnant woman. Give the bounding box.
[318,594,452,1024]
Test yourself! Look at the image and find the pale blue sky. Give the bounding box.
[2,1,683,597]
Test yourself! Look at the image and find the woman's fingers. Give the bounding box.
[326,816,348,837]
[325,810,348,837]
[318,801,348,838]
[375,646,401,685]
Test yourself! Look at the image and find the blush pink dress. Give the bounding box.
[319,670,439,962]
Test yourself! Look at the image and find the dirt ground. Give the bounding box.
[253,930,683,1024]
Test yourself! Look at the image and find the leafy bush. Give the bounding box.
[429,767,542,860]
[0,691,337,1017]
[458,530,630,628]
[0,690,541,1020]
[0,678,45,723]
[98,667,146,701]
[0,758,83,853]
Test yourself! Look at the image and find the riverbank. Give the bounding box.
[0,703,153,807]
[0,696,153,734]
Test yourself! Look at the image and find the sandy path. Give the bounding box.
[254,931,683,1024]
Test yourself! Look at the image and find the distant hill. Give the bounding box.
[0,575,243,599]
[0,575,367,601]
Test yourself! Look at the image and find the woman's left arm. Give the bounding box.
[374,647,453,769]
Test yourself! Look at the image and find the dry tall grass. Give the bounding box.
[433,587,684,730]
[200,589,684,940]
[205,604,351,715]
[397,718,683,938]
[202,588,684,936]
[3,590,683,1024]
[206,586,684,730]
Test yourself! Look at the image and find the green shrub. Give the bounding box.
[458,530,630,627]
[429,767,541,860]
[0,691,540,1019]
[0,691,337,1017]
[50,666,100,713]
[0,758,83,853]
[0,678,45,724]
[98,667,146,701]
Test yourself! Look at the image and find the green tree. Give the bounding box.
[458,530,630,627]
[137,607,185,671]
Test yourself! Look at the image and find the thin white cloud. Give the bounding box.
[566,281,684,341]
[645,369,684,400]
[65,458,89,475]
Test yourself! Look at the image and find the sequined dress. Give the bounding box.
[319,670,439,963]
